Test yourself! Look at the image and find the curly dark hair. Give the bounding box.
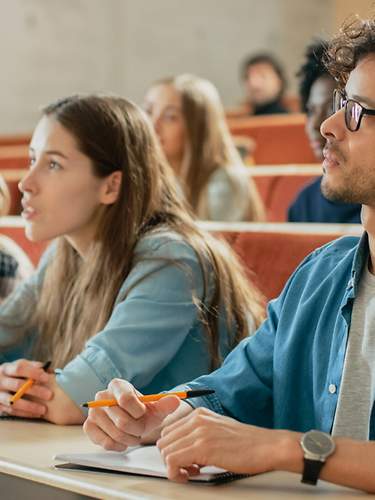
[325,16,375,88]
[297,39,330,112]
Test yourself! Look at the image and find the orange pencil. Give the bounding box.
[9,361,52,405]
[82,389,215,408]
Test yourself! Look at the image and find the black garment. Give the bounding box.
[288,177,361,223]
[0,250,19,300]
[253,98,288,115]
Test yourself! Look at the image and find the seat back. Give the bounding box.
[228,114,315,164]
[200,222,362,300]
[0,217,47,266]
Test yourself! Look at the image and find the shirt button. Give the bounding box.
[328,384,337,394]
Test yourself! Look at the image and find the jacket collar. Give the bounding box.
[349,231,369,295]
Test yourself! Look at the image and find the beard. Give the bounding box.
[321,170,374,205]
[321,174,358,203]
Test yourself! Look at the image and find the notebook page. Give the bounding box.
[54,445,229,481]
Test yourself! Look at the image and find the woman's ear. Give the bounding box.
[100,171,122,205]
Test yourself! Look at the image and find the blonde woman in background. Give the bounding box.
[0,95,265,425]
[0,176,33,300]
[143,74,265,222]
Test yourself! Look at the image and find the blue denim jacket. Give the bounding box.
[0,231,236,409]
[187,233,375,439]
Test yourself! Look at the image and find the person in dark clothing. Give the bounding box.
[288,40,361,223]
[288,177,361,223]
[0,175,33,301]
[241,53,288,115]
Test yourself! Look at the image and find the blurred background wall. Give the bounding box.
[0,0,373,134]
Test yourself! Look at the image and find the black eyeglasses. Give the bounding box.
[333,89,375,132]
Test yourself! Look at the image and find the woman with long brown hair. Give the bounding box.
[0,95,264,424]
[143,74,265,221]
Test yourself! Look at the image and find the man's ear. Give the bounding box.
[100,171,122,205]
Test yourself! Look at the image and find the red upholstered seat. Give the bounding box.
[231,231,348,300]
[199,222,362,302]
[253,174,318,222]
[228,114,316,165]
[0,223,47,266]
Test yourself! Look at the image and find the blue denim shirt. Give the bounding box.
[187,233,375,439]
[0,231,237,410]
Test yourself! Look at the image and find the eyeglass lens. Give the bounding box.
[333,90,362,131]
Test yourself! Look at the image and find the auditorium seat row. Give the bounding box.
[228,113,316,165]
[199,221,362,300]
[0,217,362,301]
[0,112,315,169]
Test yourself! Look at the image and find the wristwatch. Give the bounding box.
[300,430,335,485]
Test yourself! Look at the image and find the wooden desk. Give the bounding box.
[0,420,365,499]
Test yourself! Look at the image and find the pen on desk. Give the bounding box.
[81,389,215,408]
[9,360,52,406]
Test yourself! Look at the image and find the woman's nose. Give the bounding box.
[153,117,162,136]
[18,168,37,195]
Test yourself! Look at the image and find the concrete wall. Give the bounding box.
[0,0,335,134]
[333,0,375,29]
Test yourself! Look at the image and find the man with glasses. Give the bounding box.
[84,16,375,493]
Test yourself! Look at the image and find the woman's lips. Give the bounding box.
[21,206,37,220]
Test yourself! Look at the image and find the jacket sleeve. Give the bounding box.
[183,243,334,427]
[56,237,209,408]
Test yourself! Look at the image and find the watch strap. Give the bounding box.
[301,458,325,485]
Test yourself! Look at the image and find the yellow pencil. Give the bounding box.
[9,361,51,405]
[82,389,214,408]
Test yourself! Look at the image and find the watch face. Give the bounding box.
[303,430,335,456]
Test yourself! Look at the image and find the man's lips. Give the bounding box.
[322,147,341,168]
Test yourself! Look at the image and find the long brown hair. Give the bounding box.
[152,75,265,221]
[33,95,265,369]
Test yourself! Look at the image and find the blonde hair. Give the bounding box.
[32,95,265,370]
[153,74,265,221]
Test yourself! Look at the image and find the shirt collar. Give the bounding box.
[349,231,369,294]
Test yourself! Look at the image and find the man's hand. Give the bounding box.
[83,379,183,451]
[0,359,53,418]
[157,407,301,482]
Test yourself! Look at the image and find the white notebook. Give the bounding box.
[54,445,248,483]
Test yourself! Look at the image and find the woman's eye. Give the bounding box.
[49,161,61,171]
[163,112,179,122]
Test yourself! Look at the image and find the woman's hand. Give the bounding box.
[83,379,184,451]
[42,376,86,425]
[0,359,53,418]
[157,407,301,482]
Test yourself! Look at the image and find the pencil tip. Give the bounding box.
[81,403,88,408]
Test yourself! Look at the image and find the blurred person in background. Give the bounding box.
[143,74,265,222]
[241,53,289,115]
[0,175,32,300]
[288,40,361,223]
